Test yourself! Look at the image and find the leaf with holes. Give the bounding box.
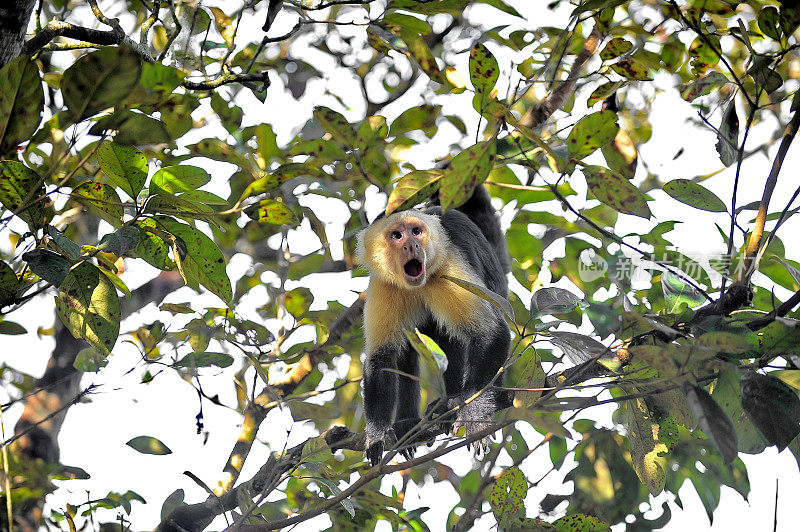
[439,139,495,211]
[0,160,47,228]
[584,165,650,218]
[490,467,526,525]
[134,218,174,270]
[0,56,44,157]
[96,142,148,199]
[55,261,121,355]
[246,199,298,226]
[566,111,618,160]
[61,47,142,122]
[662,179,726,212]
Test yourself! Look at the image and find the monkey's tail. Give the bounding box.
[456,185,510,273]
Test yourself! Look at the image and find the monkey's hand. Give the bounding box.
[365,426,395,467]
[452,400,497,456]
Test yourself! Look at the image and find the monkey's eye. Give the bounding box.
[390,230,402,240]
[411,226,422,236]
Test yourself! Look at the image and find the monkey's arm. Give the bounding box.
[363,343,399,466]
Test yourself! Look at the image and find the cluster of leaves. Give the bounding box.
[4,0,800,530]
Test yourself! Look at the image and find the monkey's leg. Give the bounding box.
[363,344,399,466]
[394,347,422,459]
[457,323,510,452]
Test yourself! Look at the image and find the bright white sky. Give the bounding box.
[3,0,800,530]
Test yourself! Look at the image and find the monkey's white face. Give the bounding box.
[356,210,444,289]
[384,217,434,287]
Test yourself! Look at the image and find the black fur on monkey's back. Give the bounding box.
[359,185,512,465]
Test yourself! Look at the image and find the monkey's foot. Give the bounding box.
[453,401,498,455]
[365,426,395,467]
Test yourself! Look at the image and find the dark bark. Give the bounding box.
[0,0,36,67]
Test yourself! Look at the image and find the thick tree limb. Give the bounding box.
[0,0,36,67]
[21,18,154,62]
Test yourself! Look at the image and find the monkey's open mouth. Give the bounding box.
[404,259,424,279]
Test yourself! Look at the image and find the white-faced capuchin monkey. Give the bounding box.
[356,185,511,466]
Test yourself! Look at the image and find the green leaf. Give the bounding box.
[73,347,109,372]
[530,287,584,317]
[401,29,445,84]
[0,259,19,304]
[584,165,651,218]
[126,435,172,455]
[0,56,44,157]
[150,165,210,195]
[382,12,431,34]
[549,331,608,365]
[758,6,782,40]
[22,248,71,286]
[246,199,299,226]
[711,369,768,454]
[716,100,739,167]
[490,467,527,526]
[469,43,499,96]
[313,106,356,146]
[0,320,26,335]
[625,397,667,495]
[301,437,333,464]
[587,80,627,107]
[385,169,443,215]
[697,331,752,354]
[661,270,705,312]
[388,104,441,136]
[55,261,121,355]
[313,476,355,518]
[567,111,618,160]
[678,72,729,101]
[662,179,726,212]
[688,35,721,75]
[157,218,232,304]
[97,226,141,255]
[572,0,626,16]
[174,352,234,368]
[405,328,448,396]
[61,47,142,122]
[72,182,124,226]
[47,225,82,261]
[553,514,609,531]
[134,218,174,270]
[0,160,47,228]
[439,139,495,211]
[610,59,652,80]
[97,142,149,199]
[600,37,632,61]
[90,111,170,145]
[741,371,800,450]
[683,384,738,464]
[284,287,313,318]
